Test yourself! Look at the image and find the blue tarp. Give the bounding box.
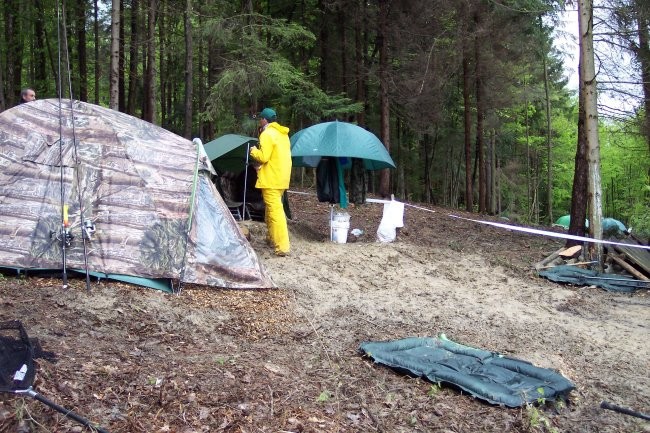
[359,335,574,407]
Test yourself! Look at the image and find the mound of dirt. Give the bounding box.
[0,191,648,433]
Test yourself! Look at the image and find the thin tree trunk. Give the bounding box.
[338,6,348,95]
[197,0,204,137]
[544,54,553,223]
[5,0,24,106]
[77,0,88,101]
[94,0,100,104]
[635,0,650,153]
[144,0,156,122]
[183,0,193,139]
[109,0,120,109]
[378,0,391,197]
[474,19,486,214]
[34,0,48,95]
[349,0,366,205]
[462,49,473,212]
[318,0,329,90]
[579,0,603,268]
[127,0,139,115]
[490,129,497,214]
[118,0,126,111]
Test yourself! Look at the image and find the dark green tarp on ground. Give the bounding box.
[359,335,574,407]
[539,265,647,292]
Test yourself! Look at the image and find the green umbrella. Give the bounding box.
[203,134,257,173]
[290,121,396,170]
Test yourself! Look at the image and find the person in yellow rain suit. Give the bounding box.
[250,108,292,256]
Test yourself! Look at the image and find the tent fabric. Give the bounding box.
[203,134,257,174]
[538,265,646,292]
[0,99,274,290]
[359,335,574,407]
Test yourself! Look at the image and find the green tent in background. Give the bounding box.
[554,215,626,236]
[203,134,258,173]
[554,215,589,230]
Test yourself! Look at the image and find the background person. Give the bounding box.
[249,107,292,256]
[19,88,36,104]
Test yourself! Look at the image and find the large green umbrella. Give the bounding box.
[290,121,396,170]
[203,134,257,173]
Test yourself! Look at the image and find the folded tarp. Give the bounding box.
[359,335,574,407]
[539,265,648,292]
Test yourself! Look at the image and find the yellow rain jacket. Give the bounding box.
[250,122,292,189]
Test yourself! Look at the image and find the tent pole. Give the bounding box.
[330,205,333,242]
[243,143,250,220]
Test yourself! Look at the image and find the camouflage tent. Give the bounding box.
[0,99,274,291]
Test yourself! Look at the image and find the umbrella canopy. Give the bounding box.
[290,121,396,170]
[203,134,257,173]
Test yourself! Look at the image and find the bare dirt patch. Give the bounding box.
[1,191,648,433]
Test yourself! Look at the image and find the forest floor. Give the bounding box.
[0,190,649,433]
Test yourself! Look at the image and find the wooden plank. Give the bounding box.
[608,253,650,281]
[613,240,650,276]
[559,245,582,258]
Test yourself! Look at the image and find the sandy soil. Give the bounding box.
[0,191,648,433]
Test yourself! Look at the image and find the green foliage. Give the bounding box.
[202,9,361,131]
[427,383,442,398]
[316,390,331,403]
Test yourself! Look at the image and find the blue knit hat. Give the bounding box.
[259,108,277,121]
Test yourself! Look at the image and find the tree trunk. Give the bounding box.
[77,0,88,101]
[462,5,473,213]
[338,6,349,95]
[567,64,589,248]
[474,22,486,214]
[544,54,553,223]
[118,0,126,111]
[5,0,24,106]
[143,0,156,122]
[635,0,650,153]
[490,129,497,214]
[377,0,391,197]
[183,0,193,139]
[109,0,120,109]
[318,0,329,90]
[94,0,100,104]
[127,0,140,115]
[34,0,48,96]
[349,0,367,204]
[579,0,603,269]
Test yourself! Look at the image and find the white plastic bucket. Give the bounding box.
[331,212,350,243]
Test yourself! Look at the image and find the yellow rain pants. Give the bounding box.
[262,188,290,254]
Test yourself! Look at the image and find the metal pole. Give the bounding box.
[15,388,110,433]
[243,142,250,219]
